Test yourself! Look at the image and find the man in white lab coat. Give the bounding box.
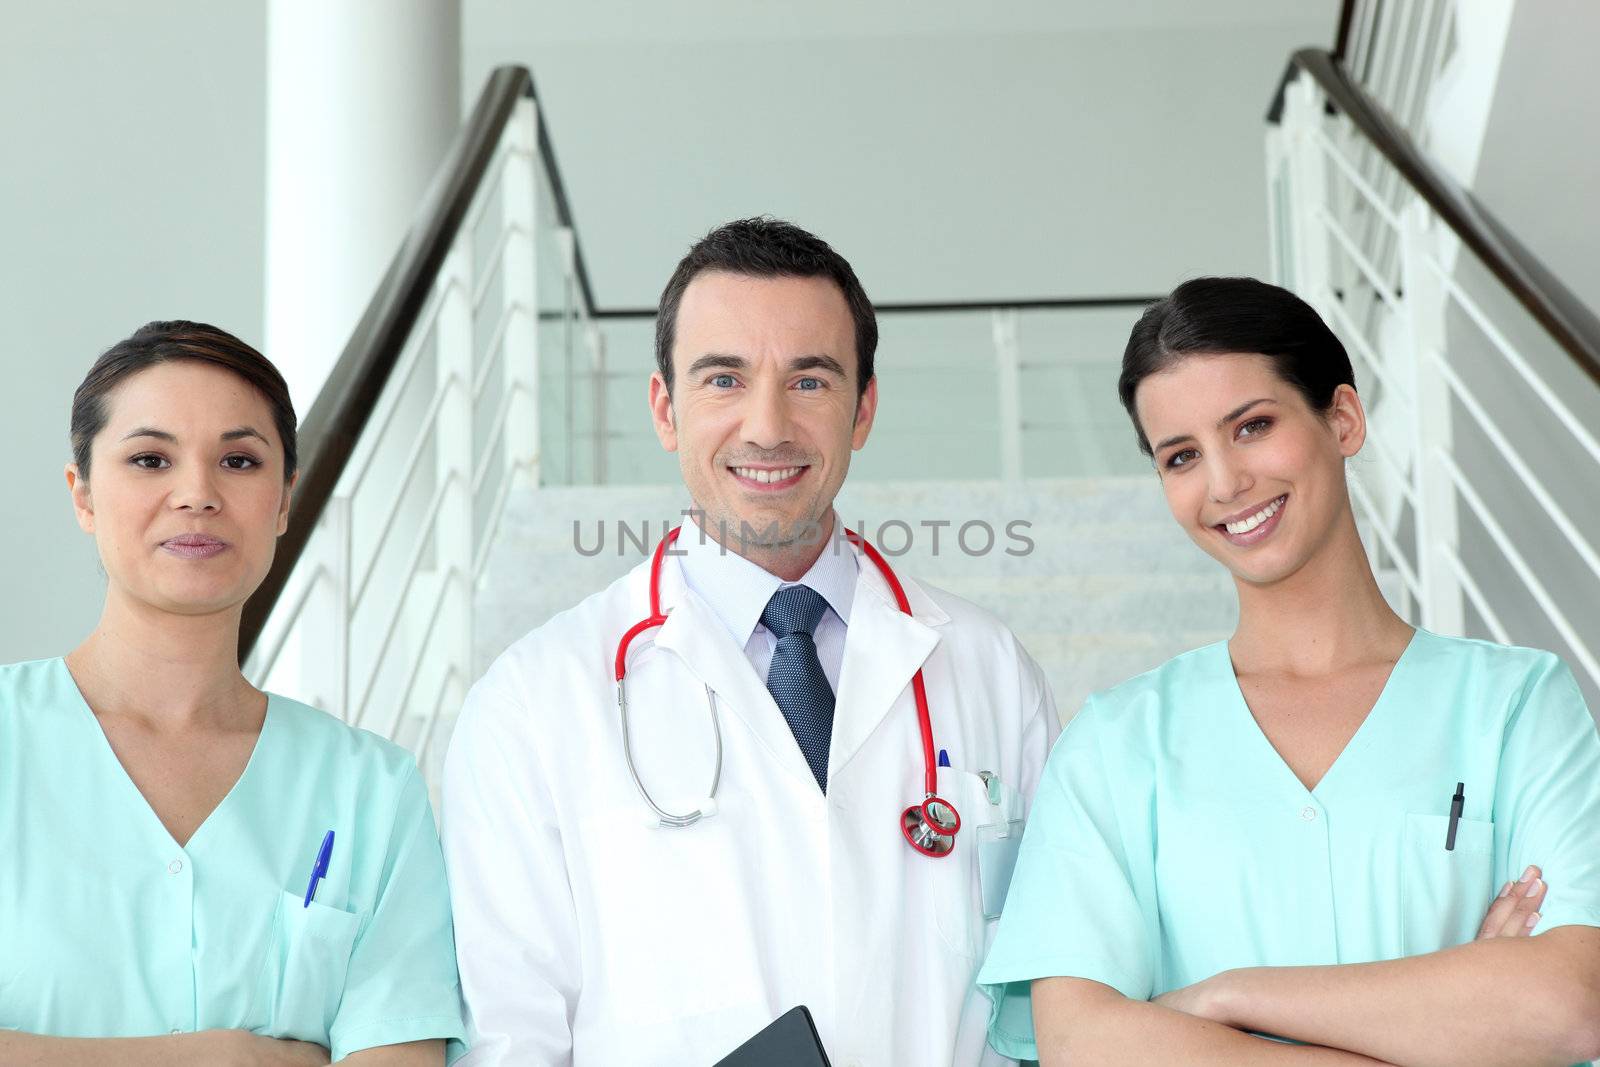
[443,218,1059,1066]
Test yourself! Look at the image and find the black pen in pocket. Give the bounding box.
[1445,782,1464,851]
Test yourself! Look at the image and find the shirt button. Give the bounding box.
[1300,806,1318,822]
[167,858,184,874]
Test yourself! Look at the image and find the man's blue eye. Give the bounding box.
[796,378,822,390]
[710,374,736,388]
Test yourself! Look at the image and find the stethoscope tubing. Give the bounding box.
[614,524,956,854]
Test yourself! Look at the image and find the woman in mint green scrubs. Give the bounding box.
[979,279,1600,1066]
[0,322,465,1065]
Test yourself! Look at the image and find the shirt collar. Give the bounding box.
[676,512,859,648]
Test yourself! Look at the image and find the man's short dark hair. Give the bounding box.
[655,217,877,398]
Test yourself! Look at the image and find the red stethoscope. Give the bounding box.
[614,524,961,857]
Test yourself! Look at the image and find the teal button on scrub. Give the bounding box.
[0,658,467,1062]
[976,629,1600,1060]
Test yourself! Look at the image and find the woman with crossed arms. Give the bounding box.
[980,278,1600,1066]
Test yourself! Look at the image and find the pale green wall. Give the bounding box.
[0,1,267,663]
[464,4,1336,483]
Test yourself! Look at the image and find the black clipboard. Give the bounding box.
[713,1005,832,1067]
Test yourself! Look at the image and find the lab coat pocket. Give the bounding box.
[1400,813,1494,956]
[934,769,1023,961]
[252,889,361,1042]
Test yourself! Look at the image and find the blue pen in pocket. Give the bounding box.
[303,830,335,907]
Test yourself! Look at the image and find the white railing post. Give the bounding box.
[557,226,577,484]
[432,239,476,746]
[992,308,1023,482]
[1283,75,1332,316]
[588,321,607,485]
[501,98,540,486]
[326,494,352,718]
[1399,198,1463,634]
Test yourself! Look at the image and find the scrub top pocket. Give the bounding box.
[1400,812,1494,956]
[252,889,361,1042]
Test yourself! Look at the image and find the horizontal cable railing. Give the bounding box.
[242,66,566,794]
[1267,24,1600,702]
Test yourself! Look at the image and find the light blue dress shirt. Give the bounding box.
[676,513,859,691]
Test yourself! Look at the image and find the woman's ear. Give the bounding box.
[277,470,298,537]
[65,463,95,534]
[1328,383,1366,458]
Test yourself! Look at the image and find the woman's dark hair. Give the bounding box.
[70,320,298,481]
[655,216,877,398]
[1118,277,1355,455]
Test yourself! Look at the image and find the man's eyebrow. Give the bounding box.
[1152,398,1275,453]
[790,355,847,377]
[222,426,271,445]
[685,354,749,377]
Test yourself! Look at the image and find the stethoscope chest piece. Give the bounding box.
[901,795,961,857]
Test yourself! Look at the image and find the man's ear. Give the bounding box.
[850,375,879,450]
[66,463,95,534]
[649,372,679,452]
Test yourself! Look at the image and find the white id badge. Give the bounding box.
[977,818,1025,920]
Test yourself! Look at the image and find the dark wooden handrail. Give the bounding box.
[240,66,536,660]
[1267,47,1600,395]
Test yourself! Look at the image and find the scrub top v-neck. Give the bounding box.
[0,658,466,1062]
[978,629,1600,1060]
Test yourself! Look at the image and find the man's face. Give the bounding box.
[649,271,877,557]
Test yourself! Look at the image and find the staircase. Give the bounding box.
[474,478,1239,728]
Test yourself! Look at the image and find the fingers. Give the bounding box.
[1476,865,1546,939]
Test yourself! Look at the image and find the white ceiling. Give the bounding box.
[464,1,1339,307]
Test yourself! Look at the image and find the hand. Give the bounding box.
[1475,865,1548,939]
[201,1030,332,1066]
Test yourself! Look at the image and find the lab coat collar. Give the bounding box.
[828,539,947,780]
[651,558,823,790]
[650,535,948,790]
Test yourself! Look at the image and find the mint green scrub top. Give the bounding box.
[0,659,467,1062]
[977,630,1600,1059]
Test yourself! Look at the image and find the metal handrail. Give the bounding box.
[1268,47,1600,394]
[240,66,533,660]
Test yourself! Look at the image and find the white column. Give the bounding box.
[265,0,462,418]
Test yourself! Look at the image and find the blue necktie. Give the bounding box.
[761,585,836,792]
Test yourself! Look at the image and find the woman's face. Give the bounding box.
[67,360,294,618]
[1133,352,1364,587]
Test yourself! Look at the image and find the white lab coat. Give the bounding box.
[443,542,1058,1066]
